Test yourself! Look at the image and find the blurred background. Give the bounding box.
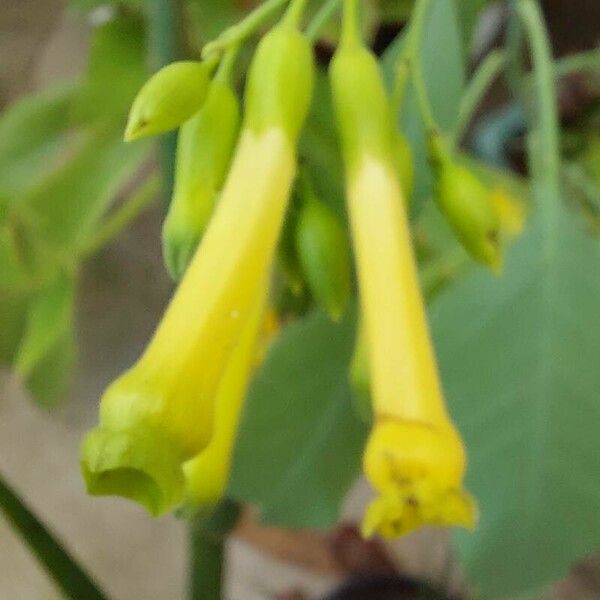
[1,1,599,599]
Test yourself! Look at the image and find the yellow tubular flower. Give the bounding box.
[330,2,476,539]
[81,22,313,516]
[183,288,266,509]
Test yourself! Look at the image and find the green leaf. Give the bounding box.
[25,329,76,408]
[188,0,244,44]
[72,14,147,126]
[0,84,76,201]
[383,0,466,210]
[430,199,600,598]
[0,293,29,365]
[229,309,368,528]
[14,271,74,380]
[21,132,149,255]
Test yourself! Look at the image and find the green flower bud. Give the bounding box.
[329,42,395,173]
[124,61,214,141]
[162,80,240,280]
[432,139,502,271]
[244,24,314,143]
[295,181,351,321]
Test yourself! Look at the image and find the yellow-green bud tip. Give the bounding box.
[81,427,185,516]
[124,61,214,142]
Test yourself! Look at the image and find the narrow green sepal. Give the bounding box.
[81,427,185,516]
[124,61,214,142]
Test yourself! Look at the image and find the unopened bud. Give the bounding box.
[244,24,314,143]
[295,181,351,321]
[125,61,214,141]
[431,138,502,271]
[162,80,240,280]
[330,42,395,172]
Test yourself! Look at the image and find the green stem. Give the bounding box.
[517,0,561,194]
[150,0,186,203]
[340,0,360,46]
[306,0,343,42]
[284,0,310,27]
[80,175,160,259]
[0,473,107,600]
[406,0,437,133]
[214,45,240,84]
[452,49,506,145]
[189,526,223,600]
[202,0,290,58]
[189,500,241,600]
[553,47,600,78]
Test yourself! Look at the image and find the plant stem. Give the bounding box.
[0,473,107,600]
[189,500,241,600]
[150,0,186,203]
[452,49,506,145]
[189,524,223,600]
[306,0,343,42]
[340,0,360,46]
[284,0,310,27]
[202,0,290,58]
[406,0,437,133]
[80,174,160,259]
[517,0,560,194]
[553,47,600,78]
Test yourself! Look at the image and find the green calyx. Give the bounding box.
[244,24,314,143]
[124,60,215,142]
[81,426,185,516]
[295,181,351,321]
[330,42,396,173]
[162,79,241,280]
[431,137,502,271]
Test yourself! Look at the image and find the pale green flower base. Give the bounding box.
[81,427,185,516]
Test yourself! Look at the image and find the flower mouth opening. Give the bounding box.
[84,467,165,517]
[81,427,185,517]
[362,481,476,539]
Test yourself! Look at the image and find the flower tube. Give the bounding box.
[330,1,475,538]
[81,22,314,516]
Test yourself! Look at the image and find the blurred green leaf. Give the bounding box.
[229,308,368,528]
[0,85,76,201]
[383,0,466,211]
[26,329,76,408]
[14,271,74,381]
[21,133,149,255]
[72,14,147,126]
[431,199,600,597]
[187,0,244,44]
[0,294,29,365]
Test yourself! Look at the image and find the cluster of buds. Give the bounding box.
[81,0,524,536]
